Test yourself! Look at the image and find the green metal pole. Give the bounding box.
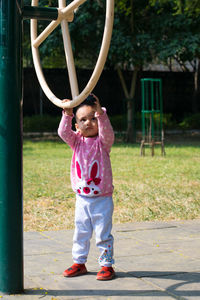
[0,0,23,293]
[159,79,163,134]
[151,80,154,139]
[23,6,58,21]
[141,79,145,140]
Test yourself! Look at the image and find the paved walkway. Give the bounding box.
[1,220,200,300]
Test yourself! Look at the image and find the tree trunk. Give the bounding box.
[193,58,200,113]
[116,66,138,143]
[126,98,135,143]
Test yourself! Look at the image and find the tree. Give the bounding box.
[23,1,174,140]
[108,0,159,142]
[150,0,200,113]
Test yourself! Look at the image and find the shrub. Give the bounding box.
[23,115,61,132]
[110,114,127,131]
[179,114,200,130]
[110,113,177,131]
[23,112,182,133]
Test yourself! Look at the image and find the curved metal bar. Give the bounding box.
[31,0,114,108]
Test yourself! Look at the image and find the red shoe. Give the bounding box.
[96,266,115,280]
[63,263,87,277]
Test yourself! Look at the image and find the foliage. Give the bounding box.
[149,0,200,16]
[150,2,200,68]
[23,112,181,134]
[110,114,127,131]
[109,0,159,68]
[23,114,60,132]
[179,113,200,129]
[67,1,106,68]
[22,1,200,139]
[23,1,200,71]
[23,0,67,67]
[22,0,162,69]
[23,0,106,68]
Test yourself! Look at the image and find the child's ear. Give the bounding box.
[75,123,80,132]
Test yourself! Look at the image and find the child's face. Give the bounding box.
[75,105,98,137]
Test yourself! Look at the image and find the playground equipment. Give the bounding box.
[140,78,165,156]
[31,0,114,108]
[0,0,114,294]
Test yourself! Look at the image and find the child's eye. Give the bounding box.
[92,117,96,121]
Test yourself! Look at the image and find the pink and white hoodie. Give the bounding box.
[58,108,114,197]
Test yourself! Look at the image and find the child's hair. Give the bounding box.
[75,94,96,118]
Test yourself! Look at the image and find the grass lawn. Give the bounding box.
[23,136,200,231]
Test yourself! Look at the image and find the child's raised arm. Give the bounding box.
[92,94,104,116]
[93,95,114,151]
[58,99,77,150]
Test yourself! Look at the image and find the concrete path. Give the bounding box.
[1,220,200,300]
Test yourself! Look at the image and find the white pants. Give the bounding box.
[72,194,114,267]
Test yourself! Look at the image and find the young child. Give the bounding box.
[58,94,115,280]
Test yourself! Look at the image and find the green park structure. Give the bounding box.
[0,1,58,294]
[0,0,114,294]
[140,78,165,156]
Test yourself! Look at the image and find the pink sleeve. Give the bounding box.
[95,108,114,151]
[57,112,77,150]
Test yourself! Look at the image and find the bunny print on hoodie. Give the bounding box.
[58,107,114,198]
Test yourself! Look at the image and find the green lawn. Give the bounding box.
[23,137,200,231]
